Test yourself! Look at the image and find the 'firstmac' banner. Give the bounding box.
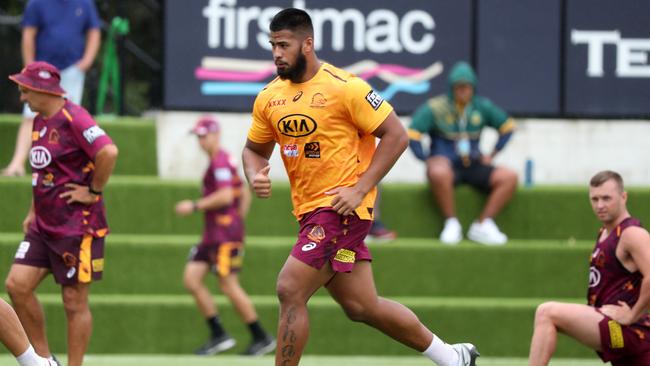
[164,0,471,114]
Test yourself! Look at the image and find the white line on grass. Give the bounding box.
[0,355,606,366]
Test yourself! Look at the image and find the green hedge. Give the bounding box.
[380,184,650,240]
[0,294,593,358]
[0,115,157,175]
[0,177,295,236]
[1,177,649,239]
[0,235,592,298]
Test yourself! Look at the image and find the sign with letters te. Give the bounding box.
[565,0,650,116]
[164,0,472,114]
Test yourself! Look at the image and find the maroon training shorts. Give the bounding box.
[291,208,372,273]
[14,229,104,285]
[187,242,244,277]
[597,316,650,365]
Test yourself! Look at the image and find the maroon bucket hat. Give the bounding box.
[8,61,66,96]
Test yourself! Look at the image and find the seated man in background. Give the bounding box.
[408,61,517,245]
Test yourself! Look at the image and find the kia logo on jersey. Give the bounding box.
[29,146,52,169]
[277,114,317,137]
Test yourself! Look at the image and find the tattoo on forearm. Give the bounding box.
[280,306,298,365]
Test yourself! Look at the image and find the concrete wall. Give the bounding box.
[156,111,650,185]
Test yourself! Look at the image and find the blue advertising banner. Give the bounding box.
[477,0,561,116]
[565,0,650,116]
[164,0,472,114]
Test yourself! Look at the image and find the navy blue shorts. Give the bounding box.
[452,159,494,192]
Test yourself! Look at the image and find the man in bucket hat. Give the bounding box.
[5,61,119,366]
[175,116,276,356]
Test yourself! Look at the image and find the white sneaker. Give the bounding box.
[440,217,462,245]
[467,218,507,245]
[451,343,480,366]
[48,355,61,366]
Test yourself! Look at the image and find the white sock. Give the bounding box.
[422,336,459,366]
[16,345,48,366]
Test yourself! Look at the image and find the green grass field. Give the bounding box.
[0,355,608,366]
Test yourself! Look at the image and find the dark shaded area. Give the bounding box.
[0,0,162,115]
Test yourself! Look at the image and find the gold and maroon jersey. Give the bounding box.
[30,100,112,238]
[587,217,645,308]
[201,149,244,245]
[248,63,393,220]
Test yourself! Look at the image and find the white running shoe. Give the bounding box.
[440,217,462,245]
[48,354,61,366]
[467,218,507,246]
[194,334,237,355]
[451,343,480,366]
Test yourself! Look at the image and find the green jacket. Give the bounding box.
[408,62,515,162]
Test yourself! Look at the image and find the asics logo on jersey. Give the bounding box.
[29,146,52,169]
[302,242,317,251]
[277,114,317,137]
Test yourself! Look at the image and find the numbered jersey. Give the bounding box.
[30,100,112,238]
[248,63,393,220]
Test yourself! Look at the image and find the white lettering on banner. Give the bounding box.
[617,39,650,77]
[572,30,650,78]
[203,0,435,54]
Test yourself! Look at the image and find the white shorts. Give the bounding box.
[23,65,86,118]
